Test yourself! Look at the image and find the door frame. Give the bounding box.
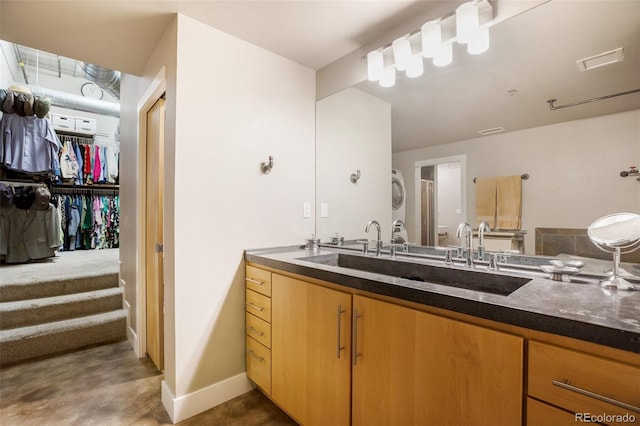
[414,154,467,244]
[135,67,166,359]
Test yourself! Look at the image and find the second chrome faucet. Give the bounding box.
[365,220,383,256]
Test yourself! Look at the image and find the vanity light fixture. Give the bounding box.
[365,0,493,88]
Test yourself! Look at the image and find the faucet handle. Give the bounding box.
[487,252,499,271]
[437,246,460,265]
[357,240,369,254]
[447,245,464,258]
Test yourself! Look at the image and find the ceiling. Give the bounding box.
[2,1,639,154]
[1,0,437,74]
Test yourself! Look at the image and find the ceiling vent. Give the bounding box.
[576,48,624,72]
[478,126,505,136]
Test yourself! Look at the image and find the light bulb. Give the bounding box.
[406,56,424,78]
[392,37,412,71]
[421,21,441,59]
[456,2,480,44]
[433,43,453,67]
[367,50,384,81]
[467,28,490,55]
[379,67,396,87]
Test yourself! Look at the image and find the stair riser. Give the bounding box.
[0,317,126,366]
[0,275,118,302]
[1,294,123,330]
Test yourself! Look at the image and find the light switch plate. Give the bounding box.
[321,202,328,218]
[303,202,312,218]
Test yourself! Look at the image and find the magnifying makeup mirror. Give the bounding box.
[588,213,640,290]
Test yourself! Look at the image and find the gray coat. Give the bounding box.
[0,203,61,263]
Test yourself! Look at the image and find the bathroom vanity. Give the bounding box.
[244,246,640,426]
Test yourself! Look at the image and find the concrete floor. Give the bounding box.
[0,340,297,425]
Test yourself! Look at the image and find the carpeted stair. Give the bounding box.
[0,272,126,366]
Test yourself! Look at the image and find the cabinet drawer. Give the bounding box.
[527,397,578,426]
[246,312,271,349]
[246,289,271,323]
[528,341,640,420]
[52,114,75,130]
[74,117,97,134]
[246,265,272,296]
[247,336,271,395]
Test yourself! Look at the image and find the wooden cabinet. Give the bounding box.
[271,274,352,426]
[528,341,640,425]
[527,397,579,426]
[352,295,523,426]
[245,266,273,395]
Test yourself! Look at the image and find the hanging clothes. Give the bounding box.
[0,114,61,174]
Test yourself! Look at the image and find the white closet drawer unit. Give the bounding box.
[74,118,97,134]
[51,114,75,131]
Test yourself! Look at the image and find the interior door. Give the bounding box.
[145,96,165,370]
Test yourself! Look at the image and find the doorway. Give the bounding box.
[414,155,467,246]
[145,96,165,371]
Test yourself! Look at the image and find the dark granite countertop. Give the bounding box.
[245,245,640,354]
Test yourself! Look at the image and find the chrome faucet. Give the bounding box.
[391,219,405,244]
[456,222,474,267]
[477,221,492,261]
[365,220,383,256]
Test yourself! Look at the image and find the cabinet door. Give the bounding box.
[271,274,352,426]
[353,295,523,426]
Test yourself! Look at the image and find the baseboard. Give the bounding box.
[161,373,255,423]
[123,300,140,357]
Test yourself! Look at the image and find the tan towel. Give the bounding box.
[475,177,497,228]
[496,175,522,230]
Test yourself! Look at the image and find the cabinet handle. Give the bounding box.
[552,379,640,413]
[337,304,346,358]
[246,303,264,312]
[246,326,264,337]
[352,308,362,365]
[245,277,264,285]
[247,350,264,363]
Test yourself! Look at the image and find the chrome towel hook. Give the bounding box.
[350,169,361,183]
[261,156,274,175]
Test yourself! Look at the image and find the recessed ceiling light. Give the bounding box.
[478,127,505,136]
[576,47,624,72]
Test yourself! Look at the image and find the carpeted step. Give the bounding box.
[0,288,124,330]
[0,273,118,302]
[0,310,127,366]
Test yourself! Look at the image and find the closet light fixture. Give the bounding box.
[365,0,493,88]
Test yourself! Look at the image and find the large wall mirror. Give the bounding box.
[316,0,640,258]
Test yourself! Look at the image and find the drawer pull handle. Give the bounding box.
[245,278,264,285]
[247,350,264,363]
[552,379,640,413]
[246,326,265,337]
[337,304,345,358]
[246,303,264,312]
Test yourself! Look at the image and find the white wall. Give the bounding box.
[316,87,392,242]
[159,14,315,422]
[394,110,640,254]
[0,41,18,90]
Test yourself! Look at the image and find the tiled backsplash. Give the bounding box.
[535,228,640,263]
